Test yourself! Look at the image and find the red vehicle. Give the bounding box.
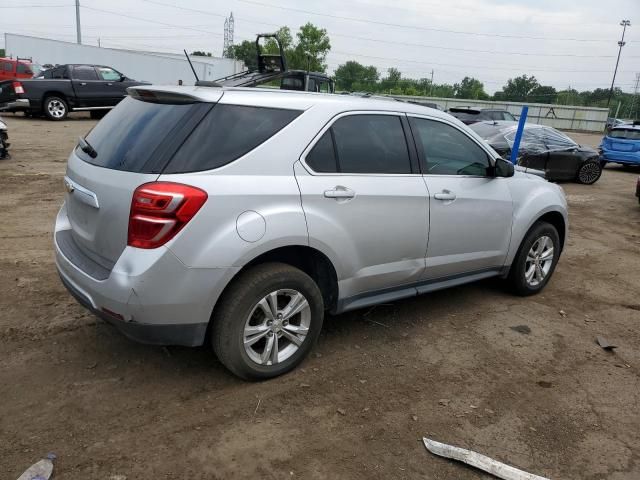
[0,57,36,81]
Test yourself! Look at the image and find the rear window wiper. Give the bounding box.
[77,136,97,159]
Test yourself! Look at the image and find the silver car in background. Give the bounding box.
[55,86,568,379]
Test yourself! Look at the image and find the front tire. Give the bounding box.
[211,262,324,380]
[43,96,68,121]
[576,160,602,185]
[508,221,560,296]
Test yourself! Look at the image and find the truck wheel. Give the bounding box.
[43,96,68,121]
[211,262,324,380]
[508,221,560,296]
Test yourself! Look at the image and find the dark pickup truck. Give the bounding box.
[0,64,147,120]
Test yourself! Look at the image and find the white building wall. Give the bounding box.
[4,34,244,86]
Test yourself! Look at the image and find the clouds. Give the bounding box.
[1,0,638,93]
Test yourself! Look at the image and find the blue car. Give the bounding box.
[600,122,640,166]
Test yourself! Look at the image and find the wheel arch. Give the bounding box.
[212,244,340,320]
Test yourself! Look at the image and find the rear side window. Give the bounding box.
[77,97,196,171]
[306,131,337,173]
[2,62,12,72]
[16,63,32,74]
[165,105,301,173]
[331,115,411,174]
[73,66,99,80]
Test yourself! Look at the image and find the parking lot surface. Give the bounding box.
[1,114,639,479]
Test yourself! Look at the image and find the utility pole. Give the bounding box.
[75,0,82,44]
[607,19,631,108]
[429,69,434,97]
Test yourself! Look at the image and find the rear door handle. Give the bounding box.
[324,187,355,199]
[434,190,456,201]
[80,82,87,86]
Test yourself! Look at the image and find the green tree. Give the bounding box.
[0,48,5,57]
[453,76,489,99]
[528,85,557,103]
[334,61,379,91]
[557,88,581,106]
[191,51,212,57]
[496,75,540,102]
[227,40,259,70]
[290,23,331,72]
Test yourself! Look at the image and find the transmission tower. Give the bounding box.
[223,12,234,57]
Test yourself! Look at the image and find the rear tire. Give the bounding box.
[576,161,602,185]
[43,96,68,121]
[211,262,324,380]
[508,221,560,296]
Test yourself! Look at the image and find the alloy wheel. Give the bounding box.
[524,235,554,287]
[578,162,601,184]
[243,289,311,366]
[47,100,66,119]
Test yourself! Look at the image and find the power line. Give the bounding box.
[0,4,72,7]
[330,32,617,59]
[237,0,616,43]
[79,5,218,35]
[329,50,637,74]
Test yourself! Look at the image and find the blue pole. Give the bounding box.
[510,105,529,164]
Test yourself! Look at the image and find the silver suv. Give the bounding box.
[55,86,568,380]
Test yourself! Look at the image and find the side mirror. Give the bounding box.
[494,158,515,178]
[120,75,126,82]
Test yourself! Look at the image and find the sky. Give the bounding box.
[1,0,639,94]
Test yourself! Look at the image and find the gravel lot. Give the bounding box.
[1,113,639,479]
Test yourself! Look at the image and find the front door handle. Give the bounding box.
[434,190,456,201]
[324,187,355,199]
[80,82,87,86]
[107,82,113,86]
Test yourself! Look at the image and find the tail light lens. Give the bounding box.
[13,81,24,94]
[128,182,207,249]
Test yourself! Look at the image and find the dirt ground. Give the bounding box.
[1,113,639,480]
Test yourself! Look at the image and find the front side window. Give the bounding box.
[97,67,121,81]
[165,104,301,173]
[503,112,516,121]
[2,62,12,72]
[73,66,99,81]
[410,117,490,176]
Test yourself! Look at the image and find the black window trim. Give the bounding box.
[407,114,497,178]
[301,111,420,176]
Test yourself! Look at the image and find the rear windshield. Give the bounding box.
[76,96,196,171]
[449,110,480,121]
[609,128,640,140]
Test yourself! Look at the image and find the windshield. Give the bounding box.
[609,128,640,140]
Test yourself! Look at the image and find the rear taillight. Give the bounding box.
[128,182,207,249]
[12,81,24,94]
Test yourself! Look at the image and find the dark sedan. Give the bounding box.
[470,121,602,184]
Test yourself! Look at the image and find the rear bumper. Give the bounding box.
[58,272,208,345]
[54,205,239,346]
[601,148,640,165]
[1,98,30,111]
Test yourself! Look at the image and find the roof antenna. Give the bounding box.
[184,49,200,83]
[183,49,222,87]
